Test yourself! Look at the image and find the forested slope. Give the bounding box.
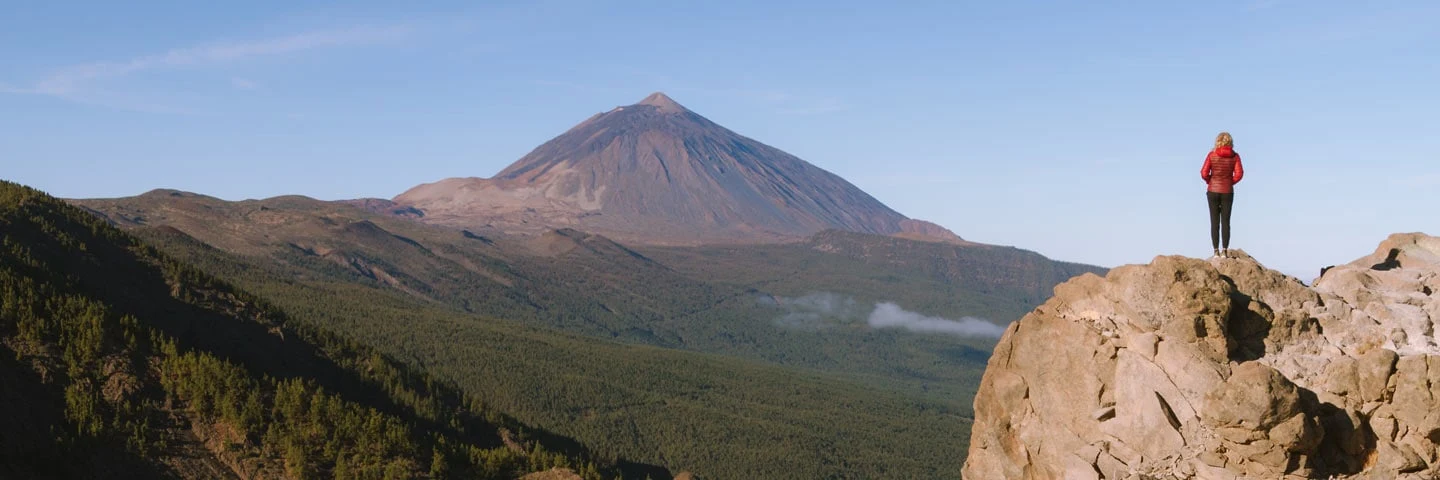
[0,180,625,479]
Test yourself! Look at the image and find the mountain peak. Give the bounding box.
[635,92,686,113]
[395,92,908,244]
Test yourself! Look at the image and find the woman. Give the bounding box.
[1201,131,1244,258]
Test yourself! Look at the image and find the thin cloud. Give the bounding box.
[36,25,409,95]
[3,24,410,110]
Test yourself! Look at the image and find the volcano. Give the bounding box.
[395,92,952,244]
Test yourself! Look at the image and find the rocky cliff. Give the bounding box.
[964,233,1440,479]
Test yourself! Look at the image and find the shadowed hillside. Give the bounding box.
[0,180,642,479]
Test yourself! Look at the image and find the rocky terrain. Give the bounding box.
[393,93,959,245]
[964,233,1440,479]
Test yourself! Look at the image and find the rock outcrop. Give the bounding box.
[963,233,1440,479]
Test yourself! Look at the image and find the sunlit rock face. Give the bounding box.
[963,233,1440,480]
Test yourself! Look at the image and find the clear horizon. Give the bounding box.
[3,1,1436,280]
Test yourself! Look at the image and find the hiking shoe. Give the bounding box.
[1221,249,1230,258]
[1212,249,1222,259]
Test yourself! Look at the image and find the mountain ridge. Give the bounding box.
[73,190,1097,332]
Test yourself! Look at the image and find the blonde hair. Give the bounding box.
[1214,131,1234,148]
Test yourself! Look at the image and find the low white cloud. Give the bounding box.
[766,292,1004,339]
[868,302,1005,338]
[771,292,860,329]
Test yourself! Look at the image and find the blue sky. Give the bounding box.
[2,1,1436,279]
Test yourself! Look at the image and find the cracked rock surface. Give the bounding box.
[963,233,1440,479]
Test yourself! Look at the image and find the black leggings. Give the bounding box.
[1207,192,1234,249]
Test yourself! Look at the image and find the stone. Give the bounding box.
[1374,440,1427,473]
[1130,332,1159,359]
[1094,452,1127,479]
[1198,449,1226,468]
[1357,341,1399,403]
[1106,440,1143,468]
[1190,461,1241,480]
[1061,453,1101,480]
[1201,362,1302,431]
[1076,443,1102,464]
[1111,351,1187,458]
[1323,356,1360,397]
[1373,410,1399,442]
[1391,355,1433,429]
[1268,412,1322,453]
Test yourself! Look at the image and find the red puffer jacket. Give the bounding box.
[1201,146,1244,193]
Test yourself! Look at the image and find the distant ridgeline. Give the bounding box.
[0,180,632,479]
